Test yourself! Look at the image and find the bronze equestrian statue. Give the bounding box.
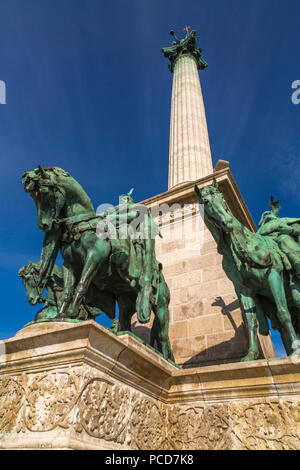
[195,180,300,361]
[21,166,174,361]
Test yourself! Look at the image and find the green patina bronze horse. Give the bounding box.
[195,180,300,361]
[22,166,174,361]
[19,261,91,321]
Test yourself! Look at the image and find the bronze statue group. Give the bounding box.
[19,166,300,363]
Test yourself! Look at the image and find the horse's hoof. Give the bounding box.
[241,351,259,362]
[35,307,60,321]
[290,339,300,357]
[67,311,78,319]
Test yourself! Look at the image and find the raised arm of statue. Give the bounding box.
[258,219,300,238]
[285,222,300,237]
[277,225,295,235]
[107,210,139,224]
[257,222,278,236]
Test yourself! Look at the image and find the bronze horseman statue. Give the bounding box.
[195,181,300,361]
[20,166,174,361]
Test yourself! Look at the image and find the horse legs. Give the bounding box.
[118,295,135,331]
[153,307,174,362]
[278,326,293,356]
[150,316,160,350]
[58,264,76,317]
[237,290,260,362]
[289,276,300,336]
[268,269,300,355]
[152,277,174,362]
[36,280,60,321]
[69,242,110,318]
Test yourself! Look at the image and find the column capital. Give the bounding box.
[162,29,208,73]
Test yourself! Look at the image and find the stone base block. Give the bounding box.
[0,321,299,450]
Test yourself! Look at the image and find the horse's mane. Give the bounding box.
[18,262,40,277]
[23,166,95,212]
[43,167,70,178]
[19,261,62,280]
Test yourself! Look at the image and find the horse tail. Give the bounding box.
[136,287,152,324]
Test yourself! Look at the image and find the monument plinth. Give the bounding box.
[0,321,299,450]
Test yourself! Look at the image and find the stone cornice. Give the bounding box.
[139,167,257,232]
[1,322,299,405]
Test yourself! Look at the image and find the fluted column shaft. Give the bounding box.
[168,54,212,189]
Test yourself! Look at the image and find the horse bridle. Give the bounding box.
[37,181,64,226]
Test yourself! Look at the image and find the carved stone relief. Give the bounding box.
[1,370,300,450]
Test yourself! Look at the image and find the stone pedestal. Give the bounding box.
[0,321,299,450]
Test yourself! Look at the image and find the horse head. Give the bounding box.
[18,261,44,305]
[194,180,234,233]
[22,166,67,232]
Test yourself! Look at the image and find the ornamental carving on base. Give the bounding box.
[230,400,300,450]
[24,371,80,432]
[167,405,232,450]
[129,399,168,450]
[0,376,27,433]
[1,370,300,450]
[74,378,132,444]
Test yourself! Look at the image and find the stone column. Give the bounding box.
[162,30,213,189]
[169,54,212,188]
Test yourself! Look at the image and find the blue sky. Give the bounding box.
[0,0,299,357]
